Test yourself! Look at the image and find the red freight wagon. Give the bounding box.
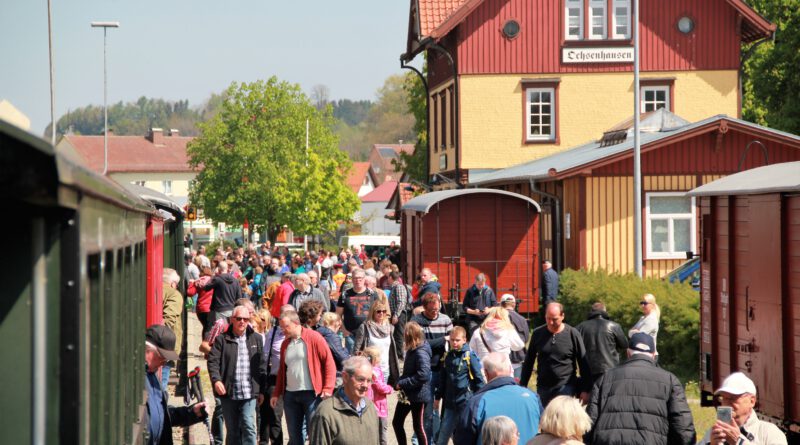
[400,189,541,314]
[688,162,800,436]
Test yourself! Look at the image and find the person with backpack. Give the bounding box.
[437,326,485,445]
[249,266,265,309]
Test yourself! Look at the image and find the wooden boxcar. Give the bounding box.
[401,188,540,314]
[688,161,800,435]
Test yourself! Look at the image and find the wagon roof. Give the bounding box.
[402,188,541,213]
[687,161,800,196]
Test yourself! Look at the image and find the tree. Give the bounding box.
[394,68,428,182]
[187,77,360,242]
[310,84,331,110]
[742,0,800,134]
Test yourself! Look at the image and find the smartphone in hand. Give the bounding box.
[716,406,733,424]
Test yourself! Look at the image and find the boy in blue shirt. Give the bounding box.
[436,326,485,444]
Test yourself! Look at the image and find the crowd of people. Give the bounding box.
[143,241,788,445]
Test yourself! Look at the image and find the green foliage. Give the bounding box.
[336,74,416,160]
[46,96,225,139]
[394,67,428,182]
[742,0,800,134]
[187,76,361,241]
[331,99,372,126]
[558,269,699,382]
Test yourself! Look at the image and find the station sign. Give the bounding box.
[562,47,634,63]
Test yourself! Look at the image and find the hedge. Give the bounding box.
[557,268,700,383]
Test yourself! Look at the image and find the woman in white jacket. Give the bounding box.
[469,307,525,369]
[629,293,660,356]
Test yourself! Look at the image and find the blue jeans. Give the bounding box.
[211,396,224,445]
[344,334,355,354]
[537,383,576,407]
[438,405,463,445]
[220,398,257,445]
[283,390,320,445]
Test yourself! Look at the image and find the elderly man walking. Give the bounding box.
[207,305,268,445]
[586,333,695,445]
[309,356,380,445]
[455,352,543,445]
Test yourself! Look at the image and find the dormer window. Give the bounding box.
[564,0,630,41]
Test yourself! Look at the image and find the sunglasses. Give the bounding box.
[639,301,650,306]
[232,316,249,322]
[375,310,388,314]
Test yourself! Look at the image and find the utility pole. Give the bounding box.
[633,0,643,277]
[90,21,119,175]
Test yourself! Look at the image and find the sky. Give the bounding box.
[1,0,419,135]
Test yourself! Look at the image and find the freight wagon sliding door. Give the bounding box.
[742,195,785,419]
[420,194,539,314]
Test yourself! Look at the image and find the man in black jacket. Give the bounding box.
[575,302,628,387]
[586,333,695,445]
[208,306,268,445]
[203,261,243,324]
[462,273,497,338]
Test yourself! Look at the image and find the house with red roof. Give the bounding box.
[358,180,400,235]
[346,162,378,197]
[57,128,194,207]
[369,143,415,184]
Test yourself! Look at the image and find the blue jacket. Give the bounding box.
[413,281,442,307]
[398,342,432,403]
[454,376,543,445]
[316,325,350,372]
[436,344,485,409]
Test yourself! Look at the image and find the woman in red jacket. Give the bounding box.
[187,266,214,335]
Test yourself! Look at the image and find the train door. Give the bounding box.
[737,195,784,418]
[146,218,164,326]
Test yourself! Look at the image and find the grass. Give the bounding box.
[686,381,715,441]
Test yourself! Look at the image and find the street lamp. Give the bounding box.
[90,21,119,176]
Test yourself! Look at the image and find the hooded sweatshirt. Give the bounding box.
[468,319,525,362]
[204,273,242,313]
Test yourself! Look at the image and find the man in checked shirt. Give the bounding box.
[208,304,268,445]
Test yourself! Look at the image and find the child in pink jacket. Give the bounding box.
[364,346,393,445]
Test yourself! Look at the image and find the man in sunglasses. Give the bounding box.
[208,305,268,445]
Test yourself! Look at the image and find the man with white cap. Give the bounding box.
[586,332,695,444]
[499,294,529,380]
[697,372,787,444]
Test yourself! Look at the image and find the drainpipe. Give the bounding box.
[400,57,429,183]
[427,42,461,187]
[530,178,563,272]
[738,31,775,118]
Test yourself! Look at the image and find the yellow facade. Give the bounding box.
[445,70,739,172]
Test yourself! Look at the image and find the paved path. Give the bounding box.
[169,311,419,444]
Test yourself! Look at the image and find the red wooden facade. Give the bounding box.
[401,189,541,313]
[692,172,800,432]
[146,218,164,327]
[423,0,772,89]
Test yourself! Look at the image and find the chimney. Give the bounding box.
[148,128,164,145]
[169,128,180,137]
[398,139,404,144]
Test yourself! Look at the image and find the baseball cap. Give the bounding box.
[715,372,757,396]
[146,324,179,361]
[500,294,516,303]
[628,332,655,353]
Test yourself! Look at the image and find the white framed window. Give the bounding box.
[565,0,583,40]
[589,0,607,39]
[642,86,670,112]
[162,180,172,195]
[526,87,555,141]
[646,193,696,259]
[132,180,145,187]
[612,0,631,39]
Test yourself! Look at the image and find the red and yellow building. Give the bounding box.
[401,0,800,277]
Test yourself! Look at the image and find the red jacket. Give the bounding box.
[273,327,336,398]
[187,275,214,313]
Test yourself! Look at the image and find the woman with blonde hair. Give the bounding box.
[470,306,525,365]
[526,396,591,444]
[482,415,520,445]
[629,293,660,354]
[354,299,399,385]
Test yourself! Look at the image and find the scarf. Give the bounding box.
[366,320,391,339]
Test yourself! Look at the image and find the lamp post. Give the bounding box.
[90,21,119,176]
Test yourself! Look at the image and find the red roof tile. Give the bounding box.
[361,181,397,203]
[61,132,194,173]
[347,162,373,194]
[418,0,471,38]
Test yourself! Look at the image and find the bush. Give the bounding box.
[204,239,239,254]
[558,268,699,383]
